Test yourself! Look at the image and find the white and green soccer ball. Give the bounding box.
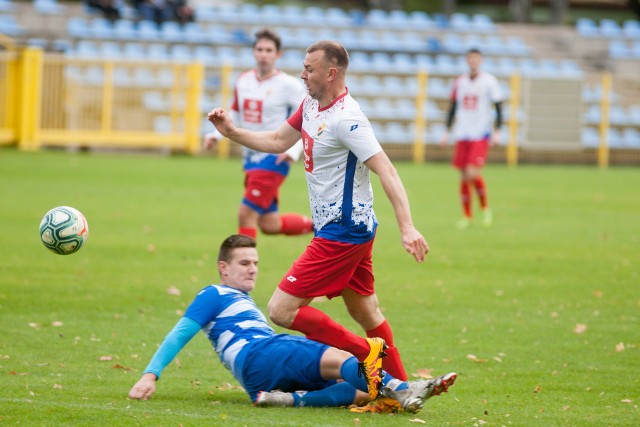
[39,206,89,255]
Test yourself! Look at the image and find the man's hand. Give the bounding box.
[202,133,218,151]
[128,373,157,400]
[491,129,501,146]
[439,130,450,147]
[401,227,429,263]
[207,108,236,138]
[275,152,294,165]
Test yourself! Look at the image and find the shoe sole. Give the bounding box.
[361,339,388,399]
[404,373,458,414]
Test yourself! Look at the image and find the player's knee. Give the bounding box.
[266,300,291,327]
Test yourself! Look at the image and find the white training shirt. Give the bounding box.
[287,90,383,243]
[232,69,306,167]
[449,71,503,141]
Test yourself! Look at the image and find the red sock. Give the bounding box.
[280,213,313,235]
[460,181,472,218]
[473,177,488,209]
[238,227,257,239]
[367,320,407,380]
[290,306,369,359]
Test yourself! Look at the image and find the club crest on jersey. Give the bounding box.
[350,124,359,131]
[316,123,326,137]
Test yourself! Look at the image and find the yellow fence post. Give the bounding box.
[217,63,233,159]
[18,47,43,151]
[412,70,428,164]
[185,61,204,154]
[598,72,611,169]
[506,73,520,167]
[0,50,19,145]
[101,61,114,140]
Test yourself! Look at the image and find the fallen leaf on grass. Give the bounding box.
[53,384,63,389]
[592,290,603,298]
[563,405,570,411]
[28,323,40,328]
[167,286,181,296]
[616,342,625,352]
[533,385,541,393]
[467,354,488,363]
[98,356,113,361]
[9,371,28,376]
[112,364,131,371]
[409,419,426,424]
[51,321,63,327]
[573,323,588,334]
[621,399,633,403]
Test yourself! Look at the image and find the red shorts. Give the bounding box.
[243,170,285,213]
[452,139,489,169]
[278,237,375,299]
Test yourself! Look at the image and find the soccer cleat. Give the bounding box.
[358,337,388,400]
[482,208,493,227]
[456,217,472,229]
[254,390,294,407]
[380,372,457,414]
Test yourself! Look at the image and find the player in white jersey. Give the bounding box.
[440,48,503,229]
[203,29,312,240]
[208,41,429,399]
[128,235,457,412]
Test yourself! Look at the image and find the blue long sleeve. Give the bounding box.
[143,317,201,379]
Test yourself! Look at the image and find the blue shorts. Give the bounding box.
[239,334,336,401]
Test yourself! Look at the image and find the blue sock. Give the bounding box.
[340,356,409,392]
[294,382,356,407]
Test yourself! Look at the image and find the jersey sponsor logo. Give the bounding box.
[243,99,263,124]
[350,124,359,131]
[251,189,262,197]
[462,94,478,110]
[302,128,314,173]
[286,275,297,282]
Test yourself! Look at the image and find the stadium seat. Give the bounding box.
[34,0,65,15]
[628,106,640,125]
[383,122,412,144]
[622,128,640,148]
[206,25,234,45]
[366,9,387,27]
[381,75,406,96]
[393,53,416,74]
[327,7,352,27]
[338,29,361,50]
[303,6,326,26]
[137,20,160,41]
[194,6,216,22]
[90,18,114,39]
[67,17,89,38]
[559,59,583,78]
[394,99,416,120]
[85,66,104,85]
[443,33,467,55]
[388,10,410,30]
[505,36,531,56]
[414,54,435,72]
[371,52,392,72]
[359,75,382,97]
[112,67,132,86]
[260,4,283,26]
[581,127,599,148]
[434,54,459,75]
[609,40,632,58]
[358,29,381,51]
[407,11,435,31]
[349,51,371,73]
[123,42,145,61]
[398,31,426,53]
[584,105,601,124]
[113,19,137,40]
[600,19,622,38]
[74,40,100,59]
[147,43,169,62]
[27,38,48,49]
[0,14,24,36]
[622,20,640,38]
[193,45,215,66]
[607,128,624,148]
[236,3,261,25]
[281,5,303,26]
[609,106,629,126]
[170,44,192,63]
[161,21,184,43]
[576,18,599,37]
[472,13,496,33]
[100,41,122,59]
[427,77,449,99]
[450,13,471,32]
[0,0,15,12]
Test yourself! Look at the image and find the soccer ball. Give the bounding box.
[39,206,89,255]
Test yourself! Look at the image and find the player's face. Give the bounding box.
[466,52,483,75]
[219,247,258,293]
[253,38,280,76]
[301,50,330,101]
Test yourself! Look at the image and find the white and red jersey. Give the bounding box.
[232,69,306,175]
[287,90,383,243]
[449,71,503,141]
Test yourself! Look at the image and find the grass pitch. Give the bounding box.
[0,148,638,426]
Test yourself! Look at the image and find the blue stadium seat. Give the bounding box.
[90,18,114,39]
[161,21,184,43]
[622,20,640,38]
[628,106,640,125]
[100,41,122,59]
[27,38,48,49]
[236,3,261,25]
[338,29,361,50]
[170,45,192,63]
[371,52,392,72]
[427,77,449,99]
[600,19,622,38]
[505,36,531,56]
[358,29,381,51]
[388,10,410,30]
[496,57,517,77]
[366,9,387,27]
[394,99,416,120]
[383,122,412,144]
[392,53,416,74]
[193,45,215,66]
[427,123,447,144]
[380,75,405,96]
[450,13,471,32]
[113,19,137,40]
[581,128,599,148]
[607,128,624,148]
[303,6,326,26]
[443,34,467,55]
[359,75,382,97]
[632,41,640,57]
[434,54,458,75]
[583,105,601,124]
[73,40,100,59]
[559,59,583,78]
[326,7,352,27]
[414,54,435,72]
[123,42,145,61]
[147,43,169,62]
[260,4,283,26]
[137,20,160,41]
[349,51,371,72]
[206,25,234,45]
[609,40,632,59]
[67,16,88,38]
[281,5,303,25]
[622,128,640,148]
[576,18,599,37]
[34,0,65,15]
[408,11,435,31]
[472,14,496,33]
[0,0,15,12]
[609,106,629,126]
[0,14,24,36]
[398,31,426,53]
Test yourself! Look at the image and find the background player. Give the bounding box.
[440,48,503,229]
[127,235,457,413]
[208,40,429,397]
[203,29,312,240]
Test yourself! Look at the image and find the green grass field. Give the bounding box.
[1,148,638,426]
